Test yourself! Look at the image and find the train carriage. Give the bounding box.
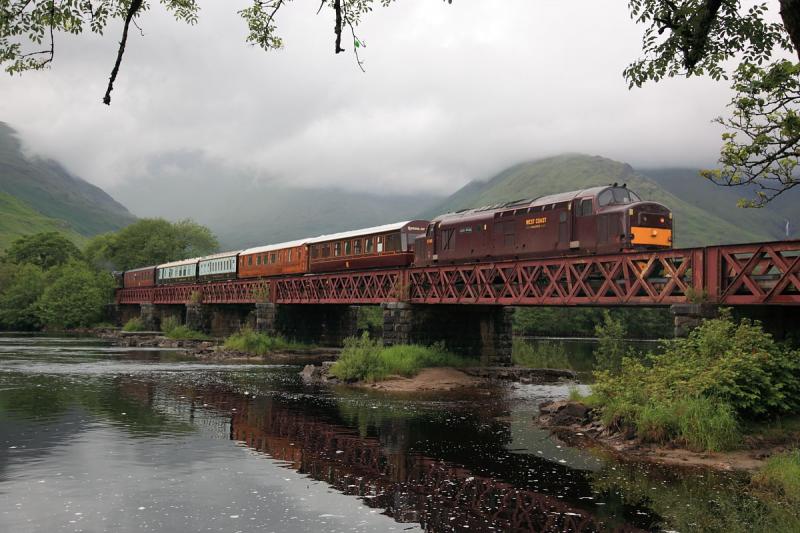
[156,257,199,285]
[238,239,310,278]
[308,220,429,274]
[414,185,672,266]
[198,251,242,283]
[123,266,156,288]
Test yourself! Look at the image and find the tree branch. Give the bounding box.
[103,0,143,105]
[779,0,800,60]
[334,0,343,53]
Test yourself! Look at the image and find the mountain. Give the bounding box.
[111,159,444,250]
[0,122,136,241]
[0,192,86,251]
[420,154,792,248]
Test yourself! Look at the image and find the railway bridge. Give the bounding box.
[114,240,800,364]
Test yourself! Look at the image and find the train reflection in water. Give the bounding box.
[157,383,646,533]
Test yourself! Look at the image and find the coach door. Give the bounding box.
[572,197,596,252]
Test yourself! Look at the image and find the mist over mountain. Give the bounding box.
[0,122,136,250]
[110,154,444,250]
[421,154,797,248]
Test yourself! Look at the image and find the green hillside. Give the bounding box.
[421,154,774,248]
[0,192,85,251]
[0,122,135,237]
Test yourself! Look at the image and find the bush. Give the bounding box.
[160,316,181,335]
[752,449,800,505]
[164,325,209,341]
[512,339,569,368]
[123,317,146,332]
[223,326,305,354]
[589,311,800,451]
[329,333,475,382]
[594,310,630,372]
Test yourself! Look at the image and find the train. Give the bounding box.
[117,184,673,289]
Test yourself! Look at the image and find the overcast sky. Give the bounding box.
[0,1,736,195]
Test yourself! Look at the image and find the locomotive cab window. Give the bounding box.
[577,198,593,217]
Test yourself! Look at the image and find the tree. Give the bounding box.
[84,218,218,271]
[0,263,46,330]
[4,232,82,269]
[625,0,800,206]
[36,261,114,329]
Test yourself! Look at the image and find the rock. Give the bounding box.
[550,402,592,426]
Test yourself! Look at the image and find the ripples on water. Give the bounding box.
[0,335,786,532]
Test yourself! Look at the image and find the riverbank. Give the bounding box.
[538,400,800,472]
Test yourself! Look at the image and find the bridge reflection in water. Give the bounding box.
[165,383,646,533]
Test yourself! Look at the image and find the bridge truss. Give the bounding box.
[116,240,800,306]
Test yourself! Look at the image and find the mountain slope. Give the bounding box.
[420,154,776,248]
[0,192,85,251]
[0,122,135,237]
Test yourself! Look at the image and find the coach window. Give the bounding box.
[248,256,253,266]
[365,237,374,253]
[323,244,330,258]
[376,236,384,253]
[354,239,362,255]
[334,243,341,256]
[287,249,293,262]
[256,255,261,265]
[345,240,352,255]
[386,233,401,252]
[270,253,277,264]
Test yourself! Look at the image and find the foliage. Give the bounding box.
[4,231,82,269]
[122,317,146,332]
[163,324,209,341]
[0,263,46,329]
[35,261,114,329]
[594,311,630,373]
[84,218,218,271]
[329,332,475,382]
[625,0,799,206]
[512,339,569,369]
[513,304,672,339]
[223,326,308,354]
[160,316,181,335]
[752,449,800,505]
[356,305,382,333]
[700,60,800,206]
[589,311,800,451]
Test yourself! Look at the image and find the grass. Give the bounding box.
[752,449,800,505]
[159,315,210,341]
[329,333,477,382]
[512,339,570,368]
[122,317,146,332]
[223,326,309,354]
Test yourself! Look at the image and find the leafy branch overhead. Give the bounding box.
[625,0,800,206]
[0,0,401,104]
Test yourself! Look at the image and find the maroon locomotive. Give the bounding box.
[414,185,672,266]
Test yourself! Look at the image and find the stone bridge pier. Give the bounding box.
[256,303,359,346]
[381,303,514,366]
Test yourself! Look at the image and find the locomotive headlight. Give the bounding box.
[628,208,634,216]
[660,217,665,223]
[669,212,673,219]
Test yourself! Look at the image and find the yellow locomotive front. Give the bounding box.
[627,203,673,249]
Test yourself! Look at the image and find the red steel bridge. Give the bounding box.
[116,240,800,307]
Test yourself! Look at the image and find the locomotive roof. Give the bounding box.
[241,238,310,255]
[434,186,612,221]
[307,220,426,244]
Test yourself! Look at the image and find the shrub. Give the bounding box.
[589,311,800,451]
[594,310,629,372]
[164,325,209,341]
[123,317,146,332]
[223,326,304,354]
[0,263,46,330]
[329,333,475,382]
[160,316,181,335]
[752,449,800,505]
[512,339,569,368]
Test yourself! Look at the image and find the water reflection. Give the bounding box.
[0,336,794,532]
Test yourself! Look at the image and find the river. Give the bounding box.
[0,334,786,532]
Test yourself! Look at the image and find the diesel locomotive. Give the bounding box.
[117,185,672,289]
